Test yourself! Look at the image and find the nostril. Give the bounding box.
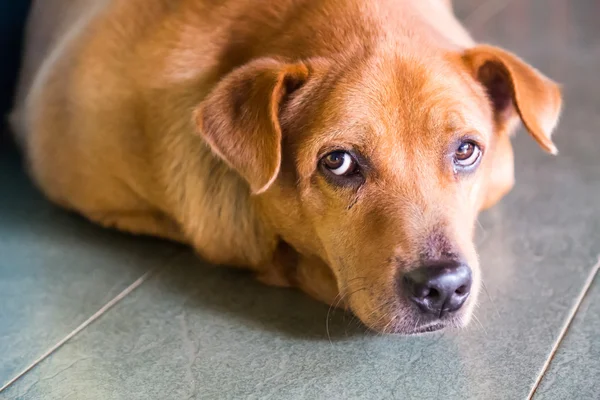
[455,285,467,295]
[425,288,439,300]
[410,282,440,300]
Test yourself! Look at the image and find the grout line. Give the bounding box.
[527,256,600,399]
[0,269,156,393]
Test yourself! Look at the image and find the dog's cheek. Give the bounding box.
[480,132,515,210]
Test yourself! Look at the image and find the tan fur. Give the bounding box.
[11,0,562,334]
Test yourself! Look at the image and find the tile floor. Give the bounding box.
[1,0,599,399]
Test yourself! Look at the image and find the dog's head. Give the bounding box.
[196,45,561,334]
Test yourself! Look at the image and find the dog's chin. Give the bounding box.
[360,311,471,336]
[350,295,475,335]
[390,317,465,335]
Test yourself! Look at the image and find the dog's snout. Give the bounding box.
[402,261,472,317]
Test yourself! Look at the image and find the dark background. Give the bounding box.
[0,1,32,147]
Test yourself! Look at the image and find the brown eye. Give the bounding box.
[322,151,358,176]
[454,141,482,169]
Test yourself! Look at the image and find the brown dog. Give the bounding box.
[11,0,561,334]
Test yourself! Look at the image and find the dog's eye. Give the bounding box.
[322,151,358,176]
[454,141,482,169]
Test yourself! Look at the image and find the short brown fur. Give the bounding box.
[11,0,562,333]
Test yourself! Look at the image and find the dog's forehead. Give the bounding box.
[321,52,491,153]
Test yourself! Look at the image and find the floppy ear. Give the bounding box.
[463,45,562,154]
[195,59,309,194]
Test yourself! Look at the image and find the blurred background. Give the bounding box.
[0,0,31,146]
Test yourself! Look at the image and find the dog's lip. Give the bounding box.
[412,322,445,334]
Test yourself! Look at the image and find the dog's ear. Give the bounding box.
[195,59,309,194]
[463,45,562,154]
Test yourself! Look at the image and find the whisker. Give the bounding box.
[481,279,501,318]
[326,286,367,343]
[381,314,398,335]
[472,313,488,336]
[345,276,368,284]
[358,298,398,335]
[392,314,410,333]
[475,218,489,245]
[326,291,346,345]
[476,217,486,234]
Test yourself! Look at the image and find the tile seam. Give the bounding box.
[527,255,600,399]
[0,268,157,393]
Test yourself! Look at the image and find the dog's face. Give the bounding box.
[197,46,561,334]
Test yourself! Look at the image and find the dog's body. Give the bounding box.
[11,0,561,334]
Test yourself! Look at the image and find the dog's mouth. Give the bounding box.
[380,310,466,335]
[349,299,466,335]
[400,308,471,335]
[409,322,446,335]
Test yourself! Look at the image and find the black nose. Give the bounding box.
[402,261,472,317]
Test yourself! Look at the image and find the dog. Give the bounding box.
[10,0,562,334]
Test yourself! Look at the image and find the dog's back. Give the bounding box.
[8,0,479,249]
[11,0,469,202]
[11,0,468,137]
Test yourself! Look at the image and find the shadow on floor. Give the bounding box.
[0,138,370,342]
